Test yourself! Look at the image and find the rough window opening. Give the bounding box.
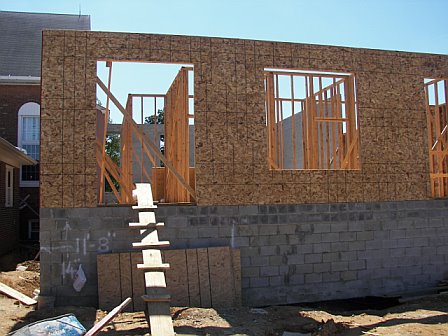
[425,78,448,198]
[96,61,195,205]
[264,69,360,170]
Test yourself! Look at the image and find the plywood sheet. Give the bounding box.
[186,249,200,307]
[131,252,145,311]
[208,246,234,307]
[197,248,211,307]
[231,249,242,306]
[119,253,133,312]
[97,253,121,310]
[164,250,189,306]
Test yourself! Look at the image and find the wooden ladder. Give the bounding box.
[131,183,175,336]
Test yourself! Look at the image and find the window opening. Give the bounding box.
[96,61,194,205]
[425,78,448,198]
[5,165,13,207]
[28,219,40,241]
[264,69,360,170]
[17,102,40,186]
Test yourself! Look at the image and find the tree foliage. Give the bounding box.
[144,108,165,124]
[105,134,120,192]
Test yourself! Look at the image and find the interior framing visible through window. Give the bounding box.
[264,68,360,170]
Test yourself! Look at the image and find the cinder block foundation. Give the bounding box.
[40,199,448,307]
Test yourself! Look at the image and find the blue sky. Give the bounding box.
[2,0,447,121]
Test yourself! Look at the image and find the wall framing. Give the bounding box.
[40,31,448,208]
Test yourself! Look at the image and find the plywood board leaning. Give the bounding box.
[197,248,212,307]
[119,253,133,312]
[186,248,201,307]
[97,253,121,310]
[208,246,234,307]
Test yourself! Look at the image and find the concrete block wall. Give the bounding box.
[40,199,448,307]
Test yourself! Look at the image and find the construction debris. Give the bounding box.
[0,282,36,306]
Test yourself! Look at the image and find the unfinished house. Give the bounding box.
[39,30,448,309]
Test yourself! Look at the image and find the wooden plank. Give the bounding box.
[147,301,175,336]
[129,222,164,229]
[85,297,132,336]
[132,241,170,248]
[208,247,234,307]
[119,253,133,312]
[231,249,242,306]
[143,294,171,302]
[0,282,37,305]
[97,253,121,310]
[197,248,212,307]
[186,249,201,307]
[137,263,170,270]
[131,252,145,311]
[164,249,189,306]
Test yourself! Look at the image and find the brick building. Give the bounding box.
[0,11,90,241]
[0,137,36,255]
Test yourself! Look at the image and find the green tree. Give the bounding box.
[144,108,165,124]
[104,114,121,192]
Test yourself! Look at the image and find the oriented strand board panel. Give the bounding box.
[119,253,133,312]
[97,253,121,310]
[130,252,145,311]
[197,248,212,308]
[186,249,200,307]
[163,250,189,306]
[40,30,448,208]
[208,247,235,307]
[98,249,241,311]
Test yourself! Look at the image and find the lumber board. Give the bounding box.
[208,247,234,307]
[197,248,212,307]
[119,253,133,312]
[147,301,175,336]
[85,297,132,336]
[139,211,157,225]
[164,249,189,306]
[231,249,242,306]
[97,254,121,310]
[137,263,170,270]
[186,249,201,307]
[0,282,37,305]
[129,222,164,229]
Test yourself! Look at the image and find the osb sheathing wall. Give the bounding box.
[40,30,448,208]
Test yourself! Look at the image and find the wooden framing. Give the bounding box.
[95,63,195,205]
[265,70,360,170]
[425,78,448,198]
[164,67,193,202]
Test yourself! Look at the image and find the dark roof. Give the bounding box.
[0,11,90,77]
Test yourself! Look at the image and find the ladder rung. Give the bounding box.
[132,205,157,210]
[142,294,171,302]
[129,222,164,229]
[132,241,170,249]
[137,263,170,270]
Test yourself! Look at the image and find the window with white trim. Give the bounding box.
[18,102,40,187]
[28,219,40,240]
[5,165,13,207]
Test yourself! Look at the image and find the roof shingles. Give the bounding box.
[0,11,90,77]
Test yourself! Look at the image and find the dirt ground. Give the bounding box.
[1,252,448,335]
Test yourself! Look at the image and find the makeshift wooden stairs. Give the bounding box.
[131,183,175,335]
